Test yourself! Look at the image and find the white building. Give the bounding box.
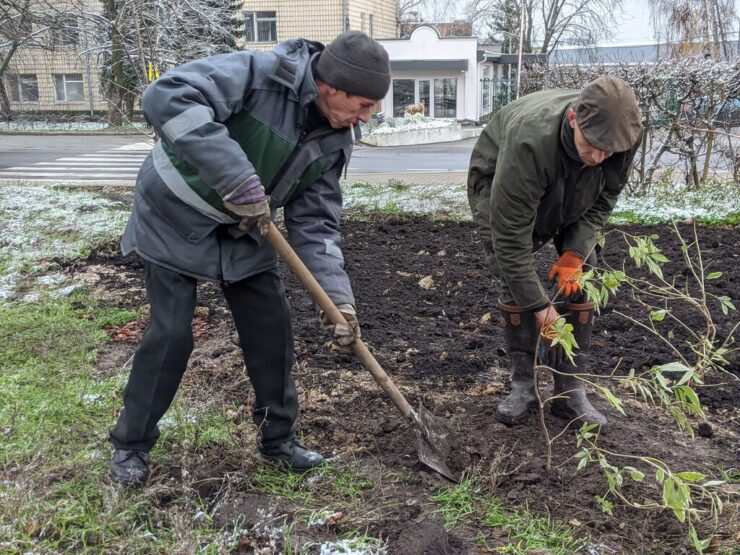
[378,25,493,122]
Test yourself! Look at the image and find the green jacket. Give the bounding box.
[467,89,640,310]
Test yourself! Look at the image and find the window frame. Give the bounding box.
[245,11,277,43]
[53,73,85,102]
[7,74,39,102]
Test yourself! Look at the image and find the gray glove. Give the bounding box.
[320,304,361,353]
[223,175,271,235]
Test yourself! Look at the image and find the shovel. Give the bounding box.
[266,222,457,482]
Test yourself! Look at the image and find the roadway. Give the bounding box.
[0,133,476,183]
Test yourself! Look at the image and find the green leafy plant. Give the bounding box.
[576,425,725,554]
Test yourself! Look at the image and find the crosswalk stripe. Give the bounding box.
[0,146,150,182]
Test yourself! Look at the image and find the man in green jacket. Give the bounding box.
[467,75,642,427]
[108,31,390,486]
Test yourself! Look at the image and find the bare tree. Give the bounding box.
[88,0,245,125]
[650,0,737,60]
[465,0,623,53]
[0,0,66,120]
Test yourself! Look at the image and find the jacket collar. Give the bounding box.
[269,39,324,107]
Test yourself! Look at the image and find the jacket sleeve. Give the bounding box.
[141,51,262,199]
[561,138,641,257]
[283,161,355,307]
[490,139,550,310]
[466,123,498,271]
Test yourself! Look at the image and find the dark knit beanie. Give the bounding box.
[576,75,642,152]
[315,30,391,100]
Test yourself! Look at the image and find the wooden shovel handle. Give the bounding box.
[266,222,413,420]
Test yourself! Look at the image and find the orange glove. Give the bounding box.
[548,251,584,297]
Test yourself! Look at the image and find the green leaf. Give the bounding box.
[656,468,665,483]
[577,455,589,471]
[663,479,687,523]
[675,472,706,482]
[624,466,645,482]
[705,271,722,280]
[595,495,613,516]
[675,386,705,418]
[602,388,625,415]
[650,309,667,322]
[658,362,693,374]
[718,296,735,316]
[652,253,669,263]
[702,480,725,488]
[688,524,712,553]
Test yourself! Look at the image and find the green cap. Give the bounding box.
[575,75,642,152]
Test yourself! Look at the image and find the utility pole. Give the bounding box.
[79,0,95,115]
[516,6,525,99]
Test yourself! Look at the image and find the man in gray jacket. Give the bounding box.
[109,31,391,486]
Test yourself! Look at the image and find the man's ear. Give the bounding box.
[317,80,339,97]
[567,108,577,129]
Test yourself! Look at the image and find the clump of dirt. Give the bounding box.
[74,218,738,553]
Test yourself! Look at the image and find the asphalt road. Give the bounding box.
[0,133,476,182]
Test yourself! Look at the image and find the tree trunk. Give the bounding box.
[701,127,715,185]
[0,77,11,122]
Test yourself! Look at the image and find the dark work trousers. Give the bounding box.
[498,235,598,306]
[108,261,297,452]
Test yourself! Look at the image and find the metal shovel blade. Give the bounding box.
[413,402,458,482]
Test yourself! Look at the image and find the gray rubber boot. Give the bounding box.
[551,302,607,427]
[495,304,539,425]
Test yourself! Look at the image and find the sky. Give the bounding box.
[420,0,661,46]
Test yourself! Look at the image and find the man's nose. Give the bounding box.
[592,150,607,164]
[357,107,372,123]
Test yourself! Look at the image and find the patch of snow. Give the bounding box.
[37,273,67,286]
[0,184,129,301]
[318,539,387,555]
[364,116,457,136]
[0,121,148,131]
[82,393,103,405]
[342,182,469,217]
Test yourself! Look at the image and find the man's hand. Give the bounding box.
[535,305,563,367]
[535,305,560,340]
[320,304,361,353]
[223,175,271,236]
[548,251,584,297]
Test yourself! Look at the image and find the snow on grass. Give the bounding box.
[342,180,469,218]
[0,183,130,301]
[363,115,457,136]
[0,121,148,132]
[611,180,740,223]
[1,175,736,302]
[341,178,740,223]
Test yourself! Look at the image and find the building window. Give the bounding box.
[245,11,276,42]
[434,78,457,118]
[7,74,39,102]
[51,15,79,47]
[392,79,415,117]
[54,73,85,102]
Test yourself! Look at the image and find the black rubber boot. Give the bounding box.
[551,302,607,427]
[259,438,325,472]
[110,449,150,487]
[495,304,539,425]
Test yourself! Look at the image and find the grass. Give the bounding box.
[430,474,586,554]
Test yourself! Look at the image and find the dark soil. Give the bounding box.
[73,218,739,554]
